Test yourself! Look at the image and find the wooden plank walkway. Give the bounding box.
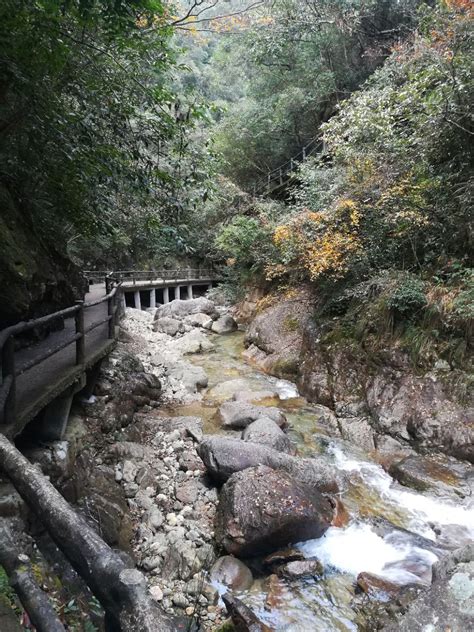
[0,269,220,439]
[0,284,119,438]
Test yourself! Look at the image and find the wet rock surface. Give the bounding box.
[198,435,339,492]
[389,454,473,498]
[209,555,254,592]
[382,544,474,631]
[215,465,334,557]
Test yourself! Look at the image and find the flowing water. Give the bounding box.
[164,332,474,630]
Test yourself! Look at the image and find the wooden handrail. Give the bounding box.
[0,283,122,427]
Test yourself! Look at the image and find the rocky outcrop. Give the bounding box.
[215,465,333,556]
[198,436,339,493]
[244,292,474,462]
[244,289,312,379]
[217,400,287,429]
[0,185,84,329]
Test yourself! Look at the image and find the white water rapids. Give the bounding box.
[298,444,474,585]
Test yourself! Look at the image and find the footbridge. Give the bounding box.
[0,268,219,441]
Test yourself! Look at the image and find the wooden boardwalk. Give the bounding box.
[0,283,120,438]
[0,269,219,439]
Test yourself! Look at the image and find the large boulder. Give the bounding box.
[209,555,254,592]
[242,418,294,454]
[218,400,287,429]
[244,289,312,379]
[216,465,334,556]
[198,436,338,493]
[152,317,182,336]
[211,314,238,334]
[155,298,217,321]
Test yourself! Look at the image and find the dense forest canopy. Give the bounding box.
[0,0,472,358]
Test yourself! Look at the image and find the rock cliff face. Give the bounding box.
[0,185,84,328]
[241,290,474,462]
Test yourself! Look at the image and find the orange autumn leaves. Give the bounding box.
[270,200,362,281]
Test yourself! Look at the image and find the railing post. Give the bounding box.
[1,336,16,425]
[302,146,306,161]
[75,301,85,366]
[108,294,115,339]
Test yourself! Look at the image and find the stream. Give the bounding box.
[161,331,473,630]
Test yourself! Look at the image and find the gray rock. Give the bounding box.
[184,312,214,328]
[198,436,338,493]
[172,592,188,608]
[121,459,138,483]
[389,455,472,498]
[209,555,254,592]
[175,480,200,504]
[211,314,238,334]
[153,317,182,336]
[174,330,214,354]
[155,297,217,320]
[216,465,334,556]
[146,507,164,531]
[339,417,376,451]
[242,417,294,454]
[218,400,287,429]
[382,544,474,631]
[161,539,202,581]
[167,362,208,393]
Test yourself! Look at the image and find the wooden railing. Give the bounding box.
[0,284,121,426]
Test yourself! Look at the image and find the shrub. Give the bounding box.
[387,277,427,320]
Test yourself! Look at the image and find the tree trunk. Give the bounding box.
[0,525,66,632]
[0,434,176,631]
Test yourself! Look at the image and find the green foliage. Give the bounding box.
[211,0,422,188]
[388,277,427,320]
[215,216,272,271]
[0,0,216,270]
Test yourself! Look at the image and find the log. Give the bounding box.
[0,525,65,632]
[0,434,176,631]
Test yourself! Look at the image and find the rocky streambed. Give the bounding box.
[14,296,473,631]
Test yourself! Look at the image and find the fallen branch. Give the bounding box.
[0,434,176,631]
[0,525,65,632]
